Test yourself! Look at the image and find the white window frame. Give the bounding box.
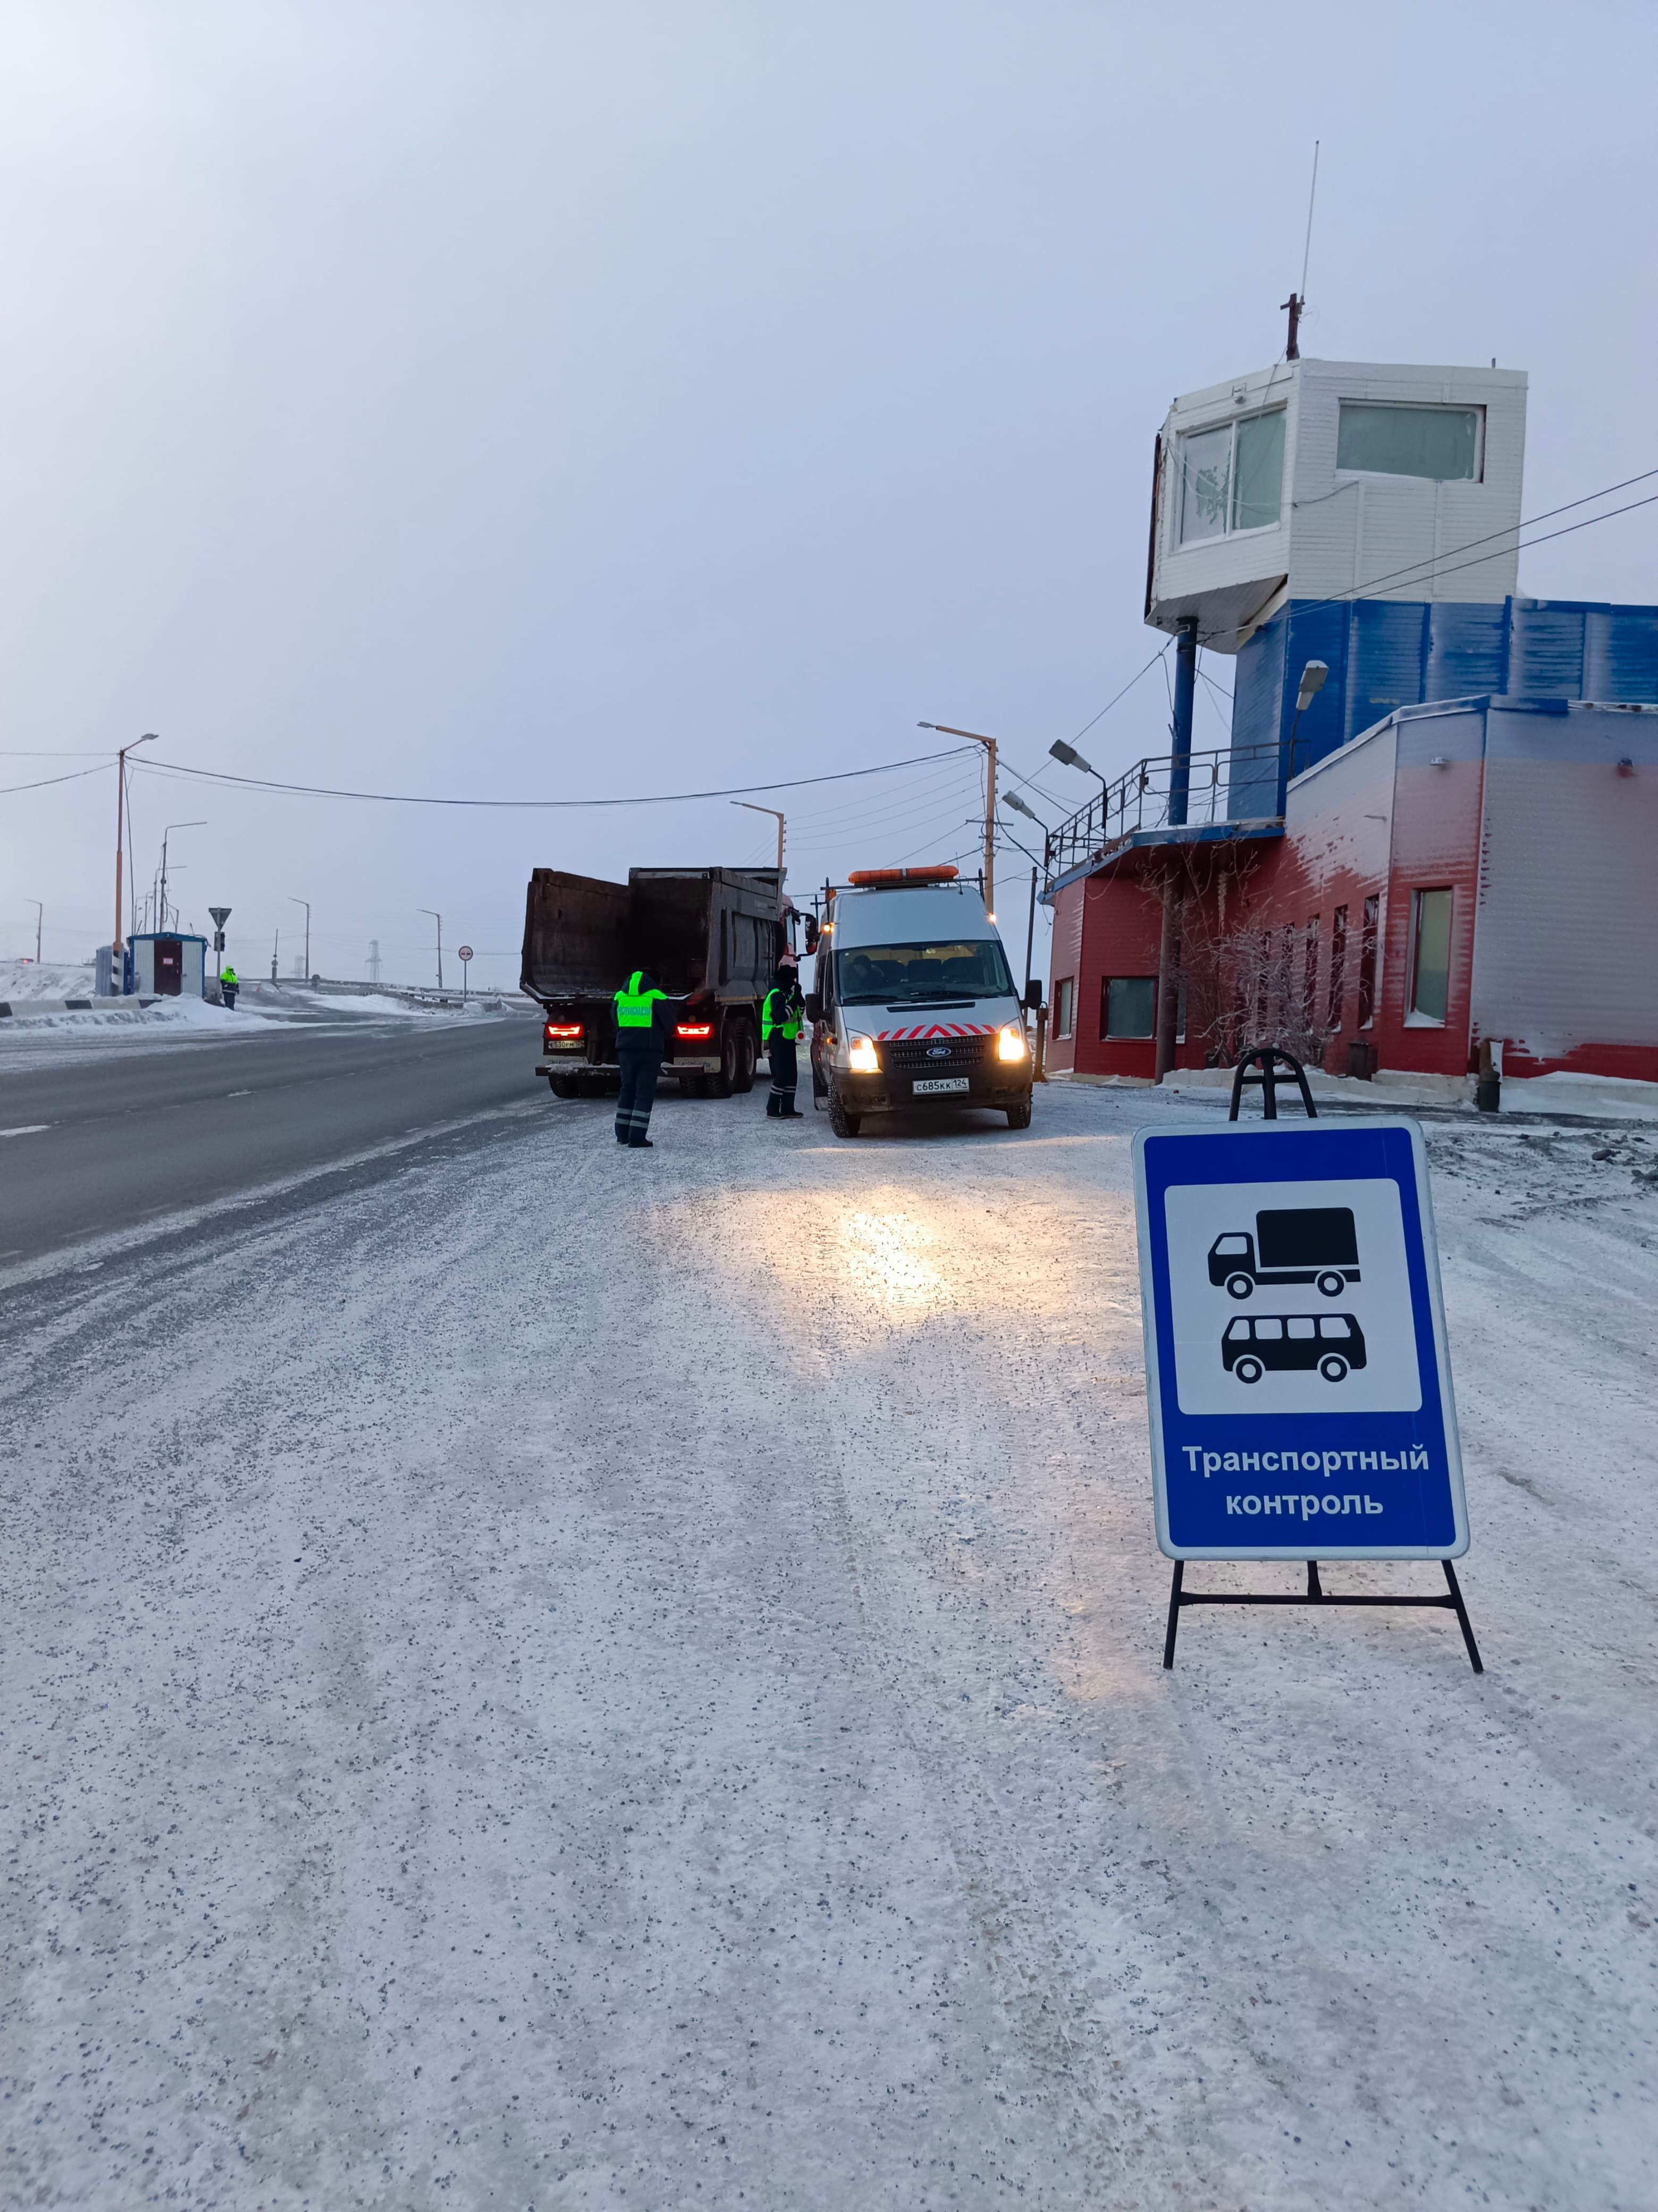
[1334,400,1486,486]
[1171,407,1287,550]
[1054,976,1075,1041]
[1404,886,1454,1029]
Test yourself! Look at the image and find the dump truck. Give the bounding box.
[521,866,791,1097]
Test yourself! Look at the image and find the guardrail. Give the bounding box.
[1042,740,1306,890]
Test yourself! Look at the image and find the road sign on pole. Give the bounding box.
[1133,1116,1480,1669]
[457,945,472,1001]
[208,906,231,929]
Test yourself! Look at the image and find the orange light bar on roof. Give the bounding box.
[846,864,960,886]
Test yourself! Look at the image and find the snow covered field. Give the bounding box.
[2,1083,1654,2208]
[0,967,496,1072]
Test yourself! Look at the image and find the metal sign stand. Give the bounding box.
[1163,1043,1485,1674]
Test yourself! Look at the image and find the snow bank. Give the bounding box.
[0,959,99,1000]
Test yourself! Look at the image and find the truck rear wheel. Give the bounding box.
[731,1022,757,1093]
[828,1087,861,1138]
[711,1028,738,1099]
[548,1075,578,1098]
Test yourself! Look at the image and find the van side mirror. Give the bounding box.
[804,993,823,1025]
[803,917,820,953]
[1025,981,1043,1011]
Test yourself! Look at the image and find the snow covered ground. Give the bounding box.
[2,1083,1653,2209]
[0,969,493,1071]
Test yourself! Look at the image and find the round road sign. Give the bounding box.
[457,944,474,962]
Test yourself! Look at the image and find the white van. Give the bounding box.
[805,867,1037,1137]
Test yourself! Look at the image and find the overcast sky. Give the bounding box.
[2,1,1654,985]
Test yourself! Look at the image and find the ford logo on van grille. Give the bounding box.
[927,1046,951,1058]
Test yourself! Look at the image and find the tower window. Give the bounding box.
[1337,403,1483,482]
[1176,410,1286,543]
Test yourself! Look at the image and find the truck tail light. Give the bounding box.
[675,1023,714,1040]
[544,1022,584,1041]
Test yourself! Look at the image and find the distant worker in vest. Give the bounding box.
[762,962,805,1119]
[220,964,239,1010]
[612,969,684,1149]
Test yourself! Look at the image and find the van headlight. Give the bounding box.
[996,1022,1028,1062]
[847,1033,879,1074]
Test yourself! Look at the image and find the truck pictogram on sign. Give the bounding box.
[1207,1205,1360,1299]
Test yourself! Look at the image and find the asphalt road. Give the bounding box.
[0,1014,547,1264]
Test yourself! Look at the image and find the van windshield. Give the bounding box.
[836,940,1015,1006]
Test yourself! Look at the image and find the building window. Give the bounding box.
[1336,402,1483,483]
[1327,905,1348,1029]
[1357,895,1379,1029]
[1409,888,1453,1025]
[1054,976,1075,1040]
[1177,409,1286,543]
[1302,918,1320,1032]
[1103,976,1156,1040]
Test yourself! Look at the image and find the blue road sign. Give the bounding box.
[1133,1117,1467,1561]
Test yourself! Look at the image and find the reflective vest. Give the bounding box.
[763,986,802,1044]
[614,971,667,1033]
[221,968,238,986]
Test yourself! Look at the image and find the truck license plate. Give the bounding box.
[549,1039,584,1051]
[912,1076,970,1095]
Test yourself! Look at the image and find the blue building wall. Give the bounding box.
[1227,596,1658,818]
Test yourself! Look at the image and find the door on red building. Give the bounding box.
[153,937,183,994]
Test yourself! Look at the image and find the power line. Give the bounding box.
[0,761,114,797]
[136,744,976,809]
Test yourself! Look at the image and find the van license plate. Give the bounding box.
[912,1076,970,1095]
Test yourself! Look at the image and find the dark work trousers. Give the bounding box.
[767,1034,798,1116]
[615,1047,662,1146]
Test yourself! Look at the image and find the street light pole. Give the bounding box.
[419,909,443,990]
[114,734,158,965]
[289,897,312,981]
[732,801,786,880]
[918,723,998,918]
[26,900,42,963]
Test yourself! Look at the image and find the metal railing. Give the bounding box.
[1042,740,1302,890]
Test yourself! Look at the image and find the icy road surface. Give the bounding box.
[2,1084,1654,2209]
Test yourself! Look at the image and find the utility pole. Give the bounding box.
[368,939,381,985]
[419,909,443,990]
[289,897,312,982]
[732,802,786,882]
[114,734,158,967]
[26,900,42,963]
[918,723,998,918]
[271,929,279,983]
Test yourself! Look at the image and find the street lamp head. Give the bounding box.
[1049,739,1096,777]
[1295,659,1329,713]
[1001,791,1040,823]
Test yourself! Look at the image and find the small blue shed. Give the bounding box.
[125,933,207,997]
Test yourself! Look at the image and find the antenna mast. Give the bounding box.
[1280,139,1319,362]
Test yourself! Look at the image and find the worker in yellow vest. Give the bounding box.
[612,970,672,1147]
[762,963,805,1118]
[220,965,239,1010]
